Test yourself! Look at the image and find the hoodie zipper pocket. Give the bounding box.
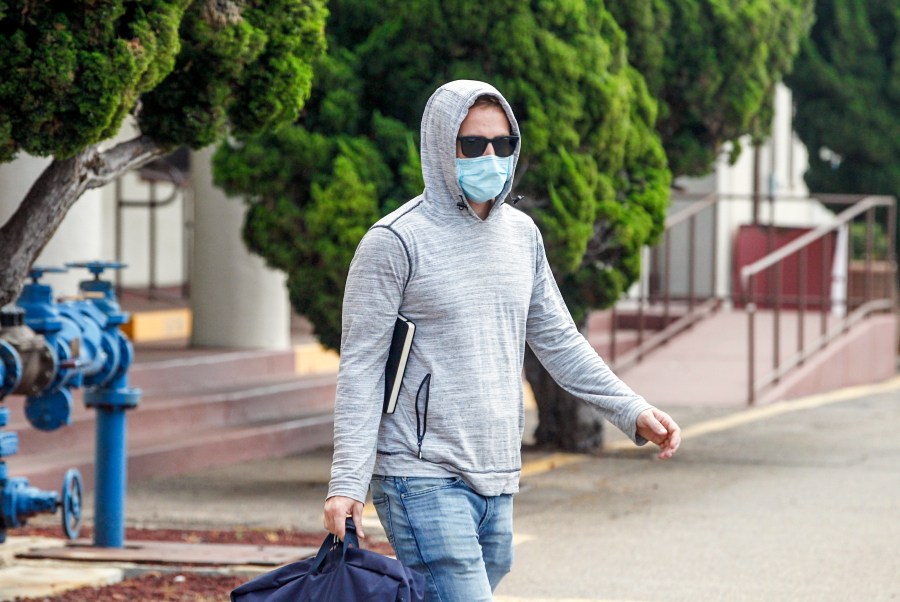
[414,374,431,459]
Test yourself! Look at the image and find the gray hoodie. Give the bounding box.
[327,80,651,503]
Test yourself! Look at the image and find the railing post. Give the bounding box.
[747,278,757,405]
[711,200,719,301]
[798,246,807,361]
[865,207,875,305]
[689,215,696,312]
[821,231,829,342]
[840,223,851,335]
[889,200,898,310]
[664,232,671,325]
[638,249,646,357]
[773,261,781,382]
[610,304,617,366]
[149,181,157,300]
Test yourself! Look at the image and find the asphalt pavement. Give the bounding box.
[501,380,900,601]
[3,376,899,601]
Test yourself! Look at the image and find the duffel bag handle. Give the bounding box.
[311,517,360,573]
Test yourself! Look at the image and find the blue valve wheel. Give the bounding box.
[61,468,83,540]
[28,266,68,283]
[65,261,128,278]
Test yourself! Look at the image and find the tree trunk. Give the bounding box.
[0,136,164,306]
[524,323,605,452]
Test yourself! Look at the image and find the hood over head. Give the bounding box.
[420,80,521,217]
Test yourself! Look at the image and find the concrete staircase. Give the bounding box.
[5,346,338,492]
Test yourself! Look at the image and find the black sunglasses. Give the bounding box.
[456,135,519,158]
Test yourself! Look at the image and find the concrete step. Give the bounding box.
[2,340,339,493]
[3,341,336,431]
[14,412,335,491]
[587,330,640,360]
[10,373,336,456]
[128,347,299,397]
[2,346,302,432]
[586,307,695,362]
[587,306,689,334]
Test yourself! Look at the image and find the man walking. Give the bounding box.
[324,80,680,601]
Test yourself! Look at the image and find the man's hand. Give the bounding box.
[636,407,681,460]
[323,495,365,541]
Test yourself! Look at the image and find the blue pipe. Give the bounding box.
[2,263,138,546]
[84,372,139,548]
[93,405,127,548]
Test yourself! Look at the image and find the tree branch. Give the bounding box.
[85,135,165,190]
[0,136,165,306]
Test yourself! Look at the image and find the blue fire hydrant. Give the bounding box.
[0,261,140,547]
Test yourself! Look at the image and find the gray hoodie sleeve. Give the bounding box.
[327,226,408,502]
[525,226,651,443]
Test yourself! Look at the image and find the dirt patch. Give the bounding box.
[13,525,394,601]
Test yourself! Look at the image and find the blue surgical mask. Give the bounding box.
[456,155,513,203]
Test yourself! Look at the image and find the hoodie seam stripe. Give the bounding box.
[386,198,425,227]
[370,224,414,290]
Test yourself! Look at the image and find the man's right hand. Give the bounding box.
[323,495,365,541]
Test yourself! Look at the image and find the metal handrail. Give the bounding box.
[609,193,721,370]
[665,193,719,228]
[740,196,893,283]
[741,195,897,404]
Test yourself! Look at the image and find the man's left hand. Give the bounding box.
[636,408,681,459]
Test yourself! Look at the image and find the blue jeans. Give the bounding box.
[370,475,514,602]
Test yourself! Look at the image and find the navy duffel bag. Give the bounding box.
[231,519,425,602]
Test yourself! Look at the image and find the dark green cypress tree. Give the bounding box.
[786,0,899,255]
[0,0,328,306]
[607,0,814,177]
[215,0,671,450]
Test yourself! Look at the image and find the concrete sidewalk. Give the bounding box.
[2,376,898,601]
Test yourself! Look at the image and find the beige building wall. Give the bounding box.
[189,146,290,349]
[0,154,105,297]
[0,128,289,351]
[660,83,830,302]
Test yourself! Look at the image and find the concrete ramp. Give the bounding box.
[614,309,897,407]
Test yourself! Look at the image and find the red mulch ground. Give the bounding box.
[14,525,395,601]
[15,572,247,602]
